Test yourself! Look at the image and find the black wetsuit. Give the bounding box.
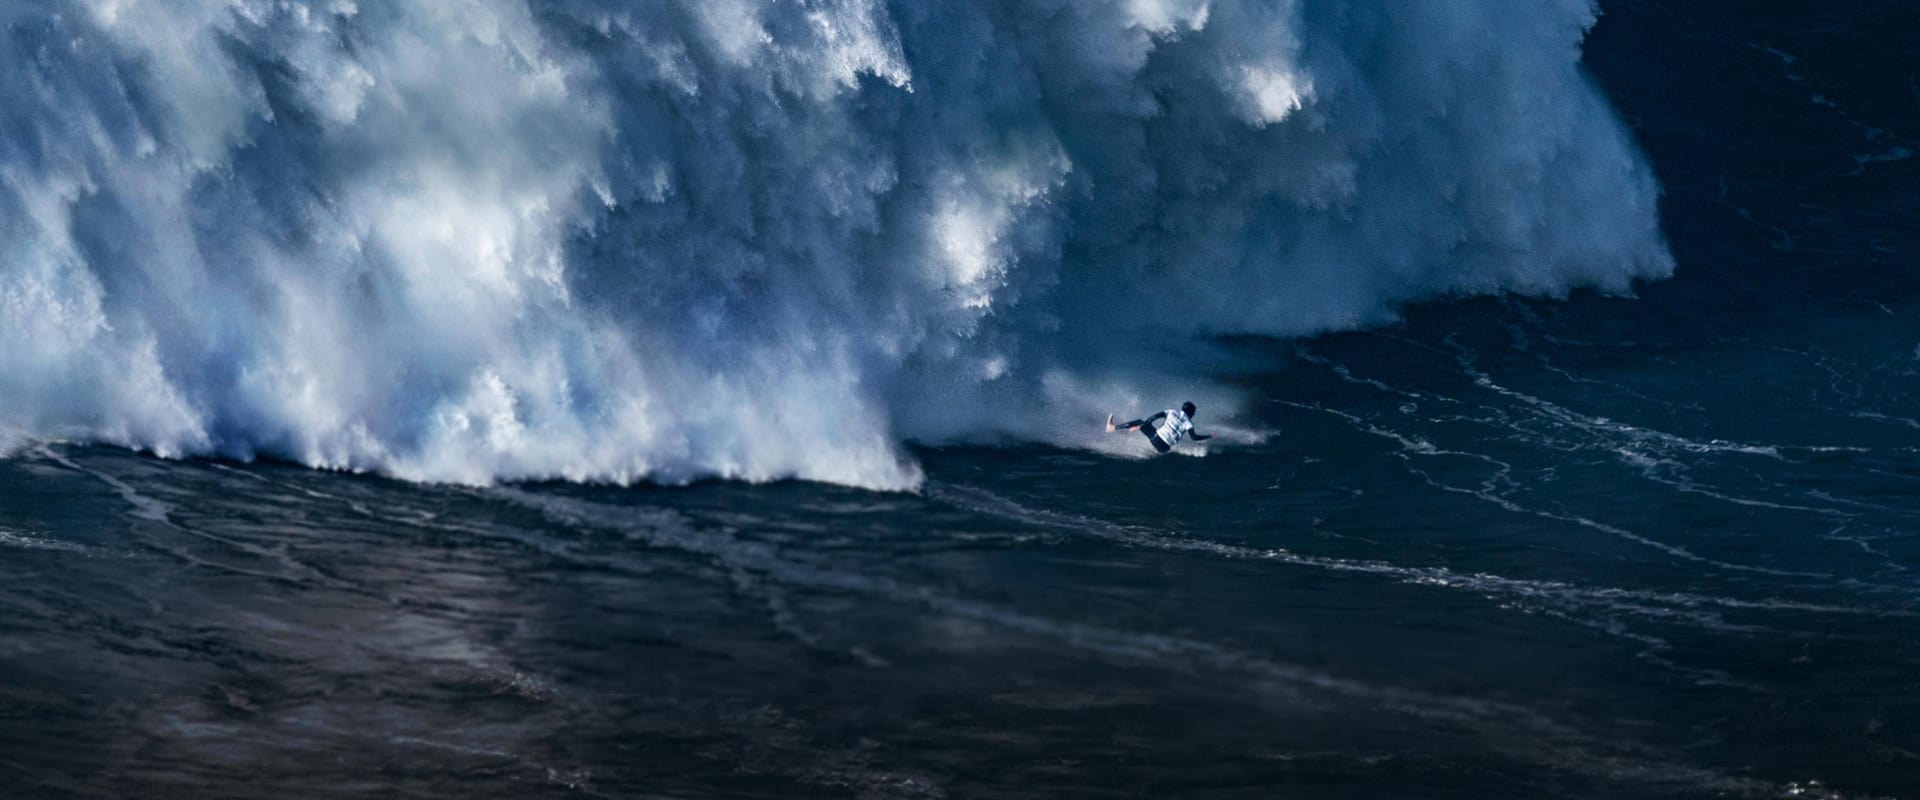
[1118,410,1211,453]
[1119,412,1175,453]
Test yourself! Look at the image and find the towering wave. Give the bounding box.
[0,0,1670,488]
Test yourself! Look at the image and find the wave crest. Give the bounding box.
[0,0,1669,488]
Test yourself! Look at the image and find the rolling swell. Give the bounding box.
[0,1,1671,488]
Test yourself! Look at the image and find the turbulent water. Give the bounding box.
[1,0,1671,486]
[3,0,1918,798]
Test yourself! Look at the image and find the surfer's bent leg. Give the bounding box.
[1141,428,1172,453]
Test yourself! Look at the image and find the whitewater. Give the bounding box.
[0,0,1671,488]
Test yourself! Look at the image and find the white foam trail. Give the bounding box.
[33,444,365,587]
[35,444,175,524]
[0,526,92,555]
[926,482,1915,622]
[0,1,1671,488]
[487,485,1792,797]
[1749,42,1918,180]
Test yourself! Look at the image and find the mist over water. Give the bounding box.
[0,0,1669,488]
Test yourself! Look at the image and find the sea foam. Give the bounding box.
[0,1,1670,488]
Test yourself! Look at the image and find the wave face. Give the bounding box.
[0,1,1671,488]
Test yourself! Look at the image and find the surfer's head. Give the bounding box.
[1182,401,1197,417]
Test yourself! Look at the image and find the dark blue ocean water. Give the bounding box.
[3,2,1918,798]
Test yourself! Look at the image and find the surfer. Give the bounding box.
[1107,401,1212,453]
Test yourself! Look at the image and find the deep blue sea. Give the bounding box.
[3,1,1918,798]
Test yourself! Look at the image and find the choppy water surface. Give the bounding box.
[5,301,1920,797]
[8,284,1920,797]
[4,0,1920,797]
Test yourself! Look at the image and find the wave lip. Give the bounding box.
[0,1,1669,488]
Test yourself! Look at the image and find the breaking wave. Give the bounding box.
[0,0,1670,488]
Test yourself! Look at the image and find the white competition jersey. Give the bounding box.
[1154,409,1194,445]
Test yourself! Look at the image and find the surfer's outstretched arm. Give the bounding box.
[1190,432,1212,442]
